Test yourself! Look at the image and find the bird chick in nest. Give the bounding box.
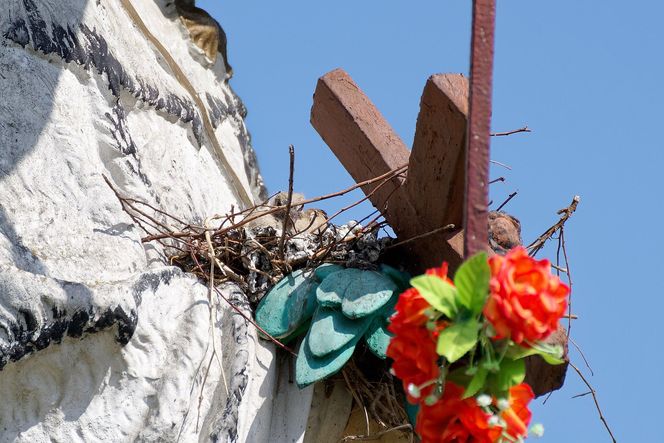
[174,0,233,77]
[244,192,328,236]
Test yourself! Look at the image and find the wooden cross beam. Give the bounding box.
[311,68,475,272]
[310,1,566,398]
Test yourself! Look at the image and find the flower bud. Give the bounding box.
[407,383,421,399]
[530,423,545,437]
[497,398,510,410]
[476,394,492,407]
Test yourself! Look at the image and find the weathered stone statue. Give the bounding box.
[0,1,327,441]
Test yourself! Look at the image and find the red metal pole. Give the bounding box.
[464,0,496,258]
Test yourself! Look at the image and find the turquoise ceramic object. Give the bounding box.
[379,264,411,291]
[341,270,398,319]
[313,263,345,281]
[255,263,411,388]
[295,329,359,388]
[364,316,393,359]
[308,306,375,357]
[254,269,319,339]
[316,268,362,308]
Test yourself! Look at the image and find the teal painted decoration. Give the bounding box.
[315,268,362,308]
[364,316,393,359]
[308,306,375,357]
[254,268,319,339]
[255,263,411,388]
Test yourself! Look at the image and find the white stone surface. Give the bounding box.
[0,0,312,442]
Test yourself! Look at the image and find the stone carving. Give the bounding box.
[175,0,233,77]
[0,1,302,441]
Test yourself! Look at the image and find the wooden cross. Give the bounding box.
[310,1,496,273]
[311,70,473,272]
[311,1,568,396]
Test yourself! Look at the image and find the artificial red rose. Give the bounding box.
[387,262,454,404]
[483,246,569,344]
[386,326,439,403]
[500,383,534,439]
[425,262,454,284]
[389,288,430,332]
[389,263,453,332]
[416,382,499,443]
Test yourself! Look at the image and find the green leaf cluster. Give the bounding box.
[410,252,490,364]
[404,252,564,402]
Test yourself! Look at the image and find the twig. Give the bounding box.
[551,263,567,273]
[342,369,370,436]
[572,391,593,399]
[188,251,297,356]
[491,126,531,137]
[141,164,408,243]
[569,337,593,375]
[383,224,456,251]
[495,191,517,211]
[278,145,296,259]
[569,363,617,443]
[341,424,414,442]
[560,228,574,340]
[489,177,505,184]
[490,160,512,170]
[527,195,580,256]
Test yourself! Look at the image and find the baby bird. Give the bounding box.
[269,192,328,235]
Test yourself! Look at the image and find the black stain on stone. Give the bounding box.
[105,102,137,156]
[17,308,38,332]
[0,269,179,371]
[210,285,250,443]
[67,309,90,338]
[205,93,229,129]
[4,0,267,201]
[4,0,206,149]
[0,301,138,371]
[131,267,179,306]
[4,18,29,47]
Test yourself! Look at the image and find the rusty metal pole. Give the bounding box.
[464,0,496,258]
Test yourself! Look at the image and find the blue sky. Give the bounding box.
[200,1,663,440]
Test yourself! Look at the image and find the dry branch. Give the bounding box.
[527,196,581,256]
[491,126,531,137]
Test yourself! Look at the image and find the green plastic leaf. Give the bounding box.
[341,271,397,319]
[411,275,458,319]
[295,329,358,388]
[453,252,490,316]
[364,316,393,359]
[447,367,472,387]
[255,269,319,339]
[491,358,526,393]
[314,263,346,281]
[316,268,363,308]
[308,307,374,357]
[379,264,411,291]
[463,366,488,398]
[539,350,565,365]
[404,401,420,427]
[436,319,479,363]
[506,342,565,365]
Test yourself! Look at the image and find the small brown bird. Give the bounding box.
[293,208,328,235]
[488,211,522,254]
[268,192,328,235]
[174,0,233,77]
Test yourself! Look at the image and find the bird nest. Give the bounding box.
[103,169,580,442]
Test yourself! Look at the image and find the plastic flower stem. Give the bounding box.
[468,341,478,367]
[496,340,510,364]
[481,335,496,367]
[499,434,518,443]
